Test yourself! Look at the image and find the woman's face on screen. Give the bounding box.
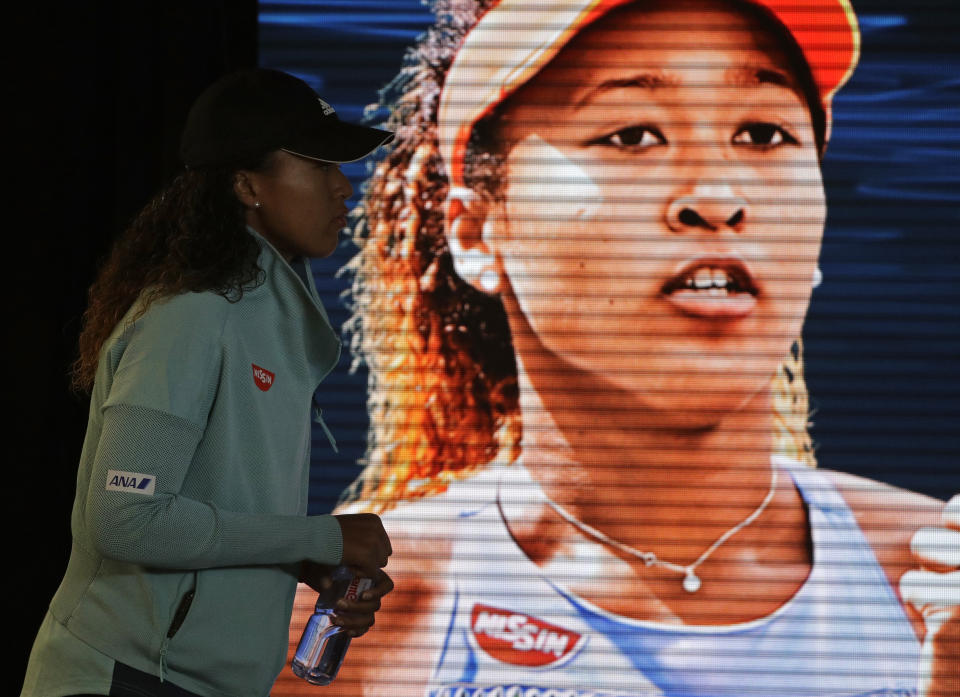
[489,0,825,422]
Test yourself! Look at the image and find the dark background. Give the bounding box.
[13,0,959,688]
[12,1,258,684]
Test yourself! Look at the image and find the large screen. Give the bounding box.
[261,1,959,695]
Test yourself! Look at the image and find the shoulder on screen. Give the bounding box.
[823,469,945,521]
[823,469,944,572]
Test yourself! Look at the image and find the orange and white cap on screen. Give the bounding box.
[438,0,860,186]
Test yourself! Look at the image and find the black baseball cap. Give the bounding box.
[179,68,394,168]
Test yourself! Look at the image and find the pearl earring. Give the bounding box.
[479,269,500,293]
[812,267,823,288]
[254,202,262,209]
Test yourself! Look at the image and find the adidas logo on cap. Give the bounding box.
[317,98,335,116]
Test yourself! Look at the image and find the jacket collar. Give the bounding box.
[244,225,333,324]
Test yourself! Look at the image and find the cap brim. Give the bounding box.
[284,120,394,164]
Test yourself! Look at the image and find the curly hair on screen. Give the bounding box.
[71,161,270,393]
[343,0,817,512]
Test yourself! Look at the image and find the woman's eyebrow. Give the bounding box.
[574,72,677,109]
[573,65,797,110]
[725,65,795,91]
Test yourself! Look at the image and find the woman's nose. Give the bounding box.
[666,183,747,232]
[334,166,353,199]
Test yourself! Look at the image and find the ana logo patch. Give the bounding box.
[252,364,275,391]
[470,603,584,668]
[105,469,156,496]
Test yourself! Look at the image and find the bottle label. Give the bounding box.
[291,571,373,684]
[343,576,373,602]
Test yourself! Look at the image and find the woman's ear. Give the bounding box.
[445,187,502,293]
[233,170,260,210]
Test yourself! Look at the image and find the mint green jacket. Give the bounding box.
[44,230,344,696]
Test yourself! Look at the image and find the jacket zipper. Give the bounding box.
[313,395,338,453]
[167,590,195,638]
[160,589,195,681]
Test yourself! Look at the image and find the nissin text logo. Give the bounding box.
[252,364,275,391]
[470,604,584,667]
[105,470,156,496]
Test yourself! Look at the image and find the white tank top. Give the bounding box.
[425,457,920,697]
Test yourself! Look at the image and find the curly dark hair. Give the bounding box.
[71,158,272,393]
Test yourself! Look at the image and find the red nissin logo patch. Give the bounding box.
[251,364,275,391]
[470,603,583,667]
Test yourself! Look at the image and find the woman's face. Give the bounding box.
[244,150,353,260]
[488,0,825,423]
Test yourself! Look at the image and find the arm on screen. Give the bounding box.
[828,472,959,696]
[901,495,960,697]
[827,470,943,639]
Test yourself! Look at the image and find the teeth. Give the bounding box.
[694,268,713,289]
[684,266,736,292]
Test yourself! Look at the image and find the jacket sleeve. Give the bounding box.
[81,293,343,569]
[84,403,343,568]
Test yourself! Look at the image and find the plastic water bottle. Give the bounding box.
[291,566,372,685]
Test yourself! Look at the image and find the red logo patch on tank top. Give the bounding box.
[251,364,275,391]
[470,603,584,667]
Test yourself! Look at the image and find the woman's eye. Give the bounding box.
[732,123,798,147]
[594,126,666,149]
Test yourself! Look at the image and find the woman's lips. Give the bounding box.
[661,256,758,318]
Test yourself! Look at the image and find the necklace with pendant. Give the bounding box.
[542,466,779,593]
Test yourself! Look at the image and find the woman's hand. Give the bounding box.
[335,512,393,579]
[300,561,395,637]
[900,495,960,697]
